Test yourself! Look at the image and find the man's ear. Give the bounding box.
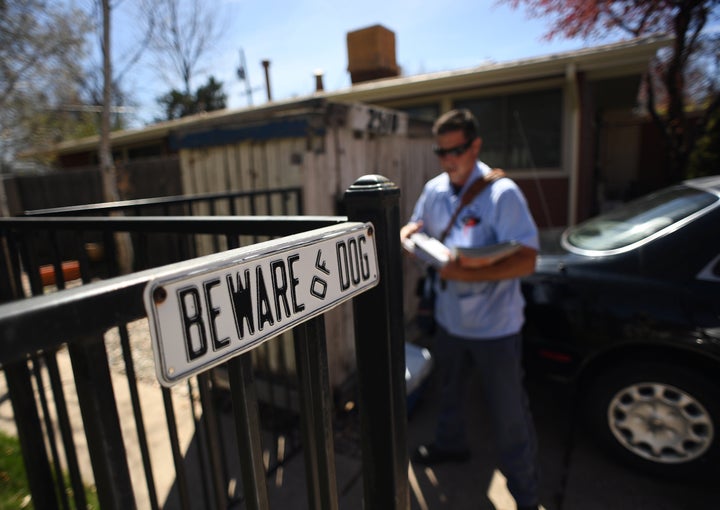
[473,136,482,155]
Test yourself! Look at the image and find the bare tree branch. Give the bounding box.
[141,0,227,96]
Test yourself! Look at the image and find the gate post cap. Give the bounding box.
[346,174,398,194]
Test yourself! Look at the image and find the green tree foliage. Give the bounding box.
[506,0,720,184]
[158,76,226,120]
[0,0,92,166]
[687,108,720,177]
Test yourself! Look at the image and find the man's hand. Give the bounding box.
[400,221,422,242]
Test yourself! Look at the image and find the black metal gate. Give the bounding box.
[0,176,409,510]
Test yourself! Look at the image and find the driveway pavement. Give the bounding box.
[402,367,720,510]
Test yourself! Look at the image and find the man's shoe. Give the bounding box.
[411,443,471,465]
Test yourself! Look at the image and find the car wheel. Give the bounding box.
[585,362,719,479]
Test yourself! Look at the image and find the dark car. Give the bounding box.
[521,175,720,479]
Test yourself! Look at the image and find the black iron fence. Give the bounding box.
[21,186,305,270]
[0,176,409,509]
[22,187,304,218]
[13,186,327,470]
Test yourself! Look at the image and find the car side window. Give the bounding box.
[564,186,718,254]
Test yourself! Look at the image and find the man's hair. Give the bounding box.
[432,108,479,140]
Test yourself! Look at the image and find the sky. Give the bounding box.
[108,0,616,126]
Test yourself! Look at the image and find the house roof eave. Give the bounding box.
[323,34,672,103]
[25,34,672,159]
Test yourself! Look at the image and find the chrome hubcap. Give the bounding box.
[607,382,713,464]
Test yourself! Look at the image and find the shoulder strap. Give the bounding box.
[439,168,505,242]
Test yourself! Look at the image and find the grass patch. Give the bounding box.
[0,431,32,509]
[0,431,99,509]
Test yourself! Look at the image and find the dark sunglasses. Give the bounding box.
[432,137,475,157]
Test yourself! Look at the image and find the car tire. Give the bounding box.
[585,361,720,479]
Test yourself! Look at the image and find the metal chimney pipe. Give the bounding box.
[314,69,324,92]
[261,59,272,101]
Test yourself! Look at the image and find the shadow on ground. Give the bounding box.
[162,364,720,510]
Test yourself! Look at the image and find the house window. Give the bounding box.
[399,104,440,123]
[455,88,562,170]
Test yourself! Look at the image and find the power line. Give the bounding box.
[51,105,137,114]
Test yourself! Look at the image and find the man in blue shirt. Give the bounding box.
[401,109,540,510]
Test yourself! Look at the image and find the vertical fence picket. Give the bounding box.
[162,386,191,510]
[294,316,339,510]
[30,356,70,510]
[228,353,270,510]
[68,336,136,510]
[44,352,87,509]
[3,361,58,510]
[197,373,229,509]
[118,324,160,510]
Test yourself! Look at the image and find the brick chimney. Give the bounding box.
[346,25,400,84]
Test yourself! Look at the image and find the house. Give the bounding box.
[20,27,671,229]
[328,26,672,226]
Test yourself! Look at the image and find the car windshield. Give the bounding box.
[565,186,718,252]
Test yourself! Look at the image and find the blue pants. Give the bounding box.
[434,327,539,506]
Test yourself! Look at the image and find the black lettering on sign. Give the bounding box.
[256,265,274,330]
[178,286,207,361]
[348,237,364,285]
[203,278,230,351]
[337,241,350,291]
[269,254,307,321]
[287,254,305,313]
[358,235,370,279]
[270,259,291,322]
[314,250,330,275]
[336,234,372,292]
[227,269,254,339]
[311,276,327,299]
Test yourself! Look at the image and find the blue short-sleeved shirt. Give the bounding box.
[410,161,539,339]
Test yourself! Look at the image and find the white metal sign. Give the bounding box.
[144,222,378,386]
